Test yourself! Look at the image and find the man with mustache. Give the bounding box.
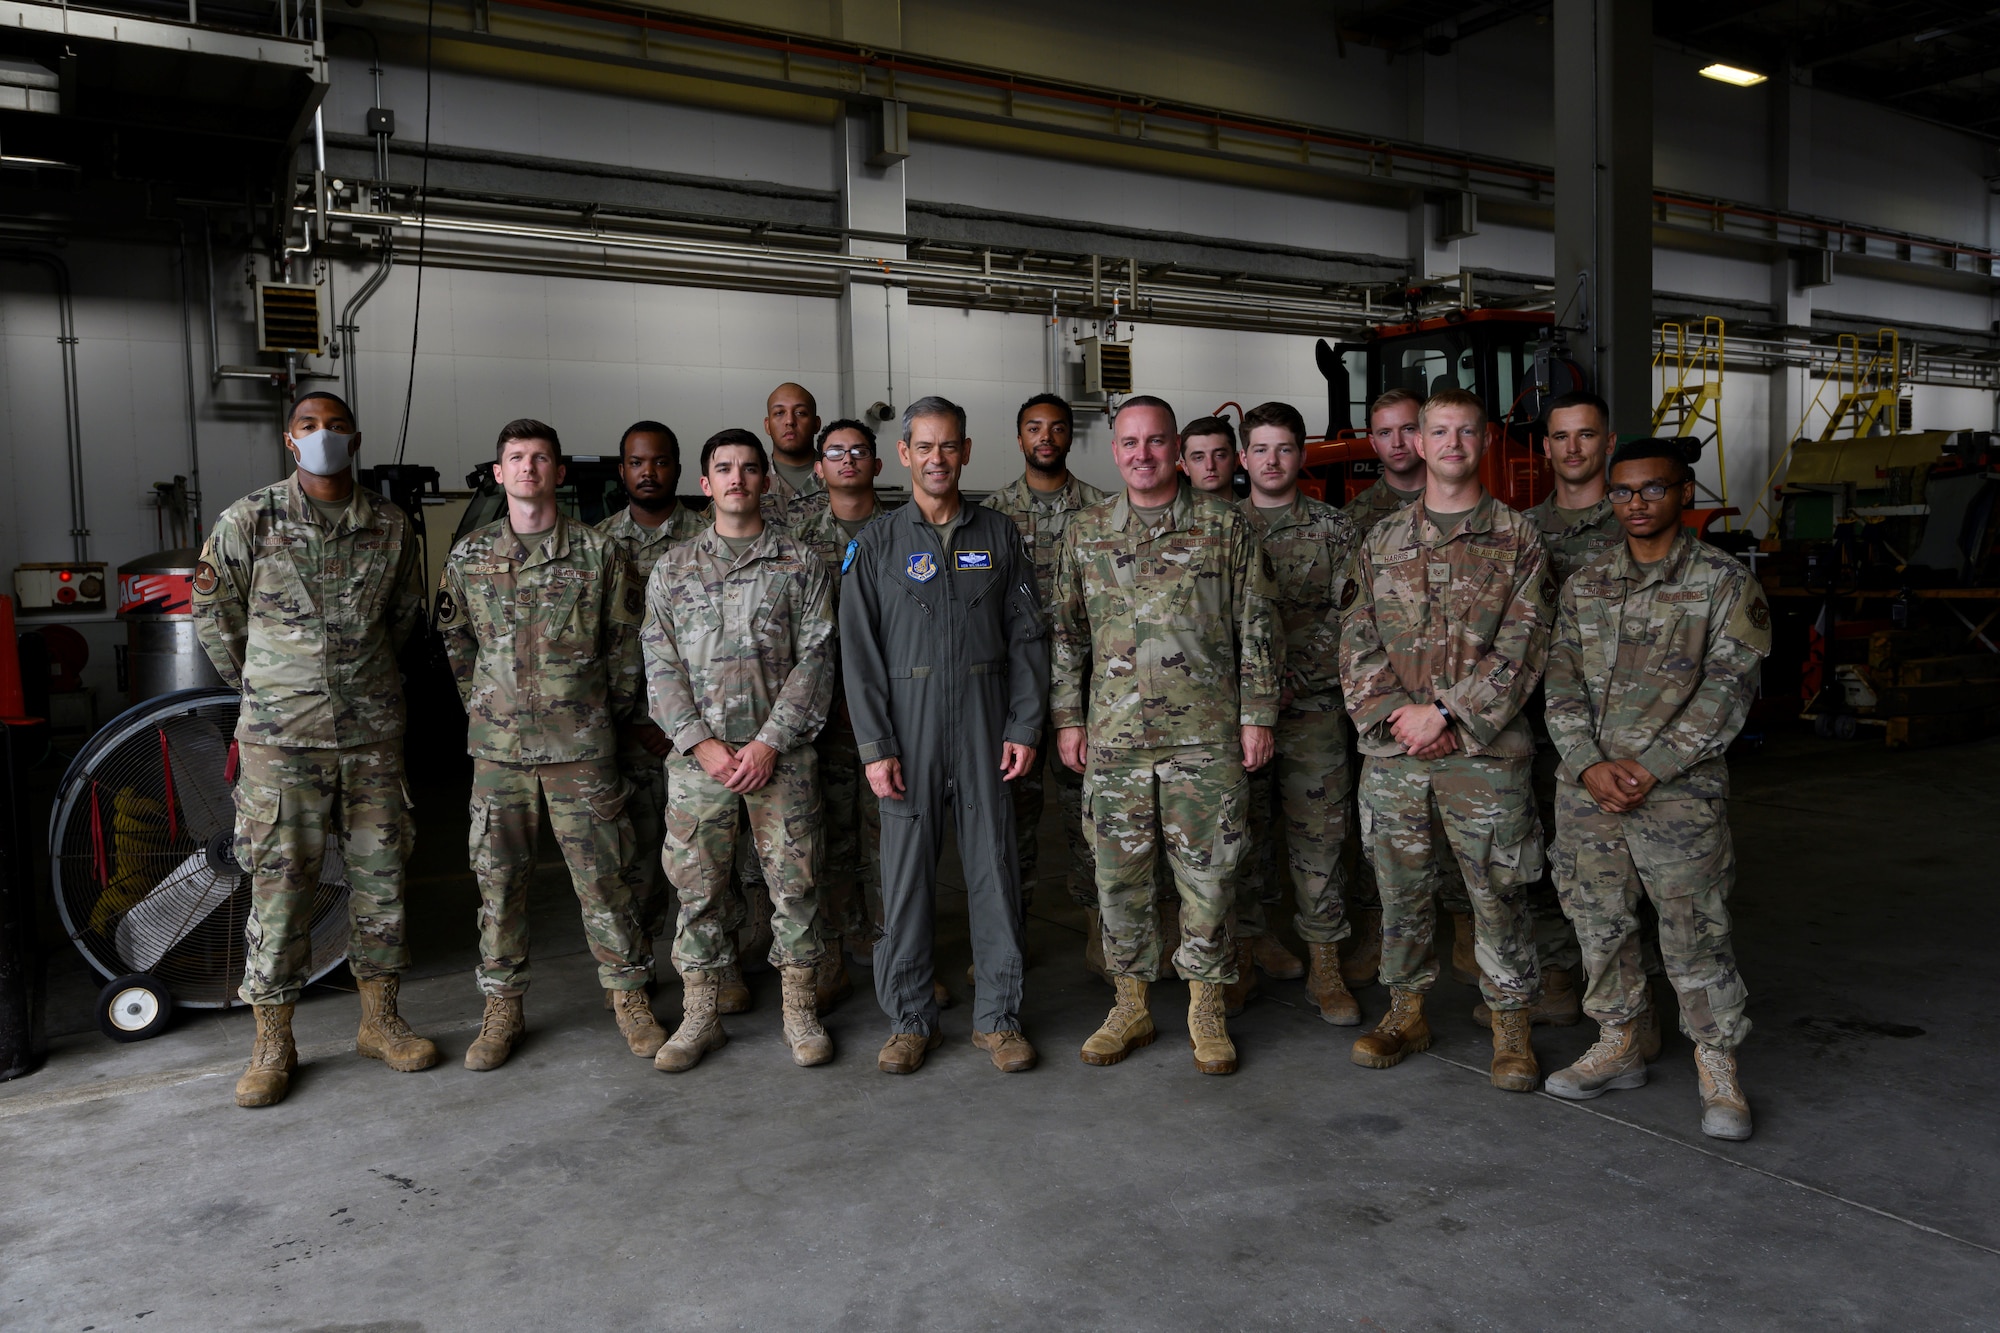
[986,394,1108,965]
[597,422,708,979]
[791,418,894,1010]
[646,429,838,1073]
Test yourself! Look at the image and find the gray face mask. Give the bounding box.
[290,428,358,477]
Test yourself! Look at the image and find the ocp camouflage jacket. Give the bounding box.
[1337,492,1553,758]
[1544,527,1771,800]
[193,475,425,748]
[642,524,836,757]
[437,514,644,764]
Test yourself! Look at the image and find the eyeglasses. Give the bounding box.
[1608,483,1674,503]
[821,445,874,461]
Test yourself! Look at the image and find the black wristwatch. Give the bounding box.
[1434,700,1452,724]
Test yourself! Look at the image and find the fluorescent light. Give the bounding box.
[1700,62,1767,87]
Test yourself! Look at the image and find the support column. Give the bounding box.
[836,102,909,423]
[1765,68,1816,532]
[1553,0,1653,434]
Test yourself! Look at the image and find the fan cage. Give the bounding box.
[49,688,353,1008]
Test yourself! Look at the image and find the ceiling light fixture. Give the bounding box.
[1700,62,1768,87]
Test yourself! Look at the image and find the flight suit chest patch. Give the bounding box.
[955,550,992,570]
[907,552,938,582]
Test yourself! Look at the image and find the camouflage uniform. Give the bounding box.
[1341,475,1427,538]
[437,515,649,997]
[1544,529,1769,1051]
[1051,488,1280,983]
[1238,492,1361,946]
[193,476,426,1006]
[784,504,891,948]
[987,471,1109,908]
[1339,494,1554,1010]
[762,466,826,530]
[1335,476,1468,917]
[596,501,708,944]
[1522,494,1626,974]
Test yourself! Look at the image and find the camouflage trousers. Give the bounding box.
[235,740,412,1006]
[1012,716,1094,909]
[1348,783,1471,915]
[1359,752,1544,1010]
[1234,708,1354,945]
[665,746,825,973]
[1529,747,1584,972]
[816,718,881,944]
[618,748,673,945]
[1084,743,1244,985]
[1552,785,1750,1052]
[469,758,646,997]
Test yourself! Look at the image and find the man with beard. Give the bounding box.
[986,394,1107,958]
[597,422,707,976]
[762,381,827,527]
[791,418,895,1010]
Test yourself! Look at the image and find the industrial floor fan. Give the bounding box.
[48,688,352,1041]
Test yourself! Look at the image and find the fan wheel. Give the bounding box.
[49,688,355,1009]
[98,973,173,1042]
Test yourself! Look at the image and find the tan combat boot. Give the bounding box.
[716,962,752,1014]
[1251,933,1304,980]
[1351,988,1431,1069]
[354,975,440,1072]
[1341,907,1381,987]
[234,1003,297,1108]
[1473,965,1582,1028]
[1450,911,1479,986]
[1080,975,1155,1066]
[610,987,667,1057]
[780,965,834,1066]
[877,1028,943,1074]
[816,944,853,1014]
[971,1029,1037,1072]
[1305,942,1361,1026]
[464,995,525,1071]
[1221,938,1260,1016]
[933,978,954,1010]
[1187,979,1238,1075]
[655,970,727,1072]
[1695,1046,1753,1140]
[1545,1016,1647,1100]
[1083,907,1111,985]
[1489,1007,1539,1092]
[1637,992,1663,1061]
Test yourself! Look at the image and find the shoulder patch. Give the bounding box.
[1540,577,1558,605]
[624,584,644,618]
[1338,577,1358,611]
[1748,599,1771,630]
[435,587,461,627]
[192,561,219,596]
[1261,550,1277,582]
[841,539,859,574]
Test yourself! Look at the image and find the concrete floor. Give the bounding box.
[3,732,1997,1330]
